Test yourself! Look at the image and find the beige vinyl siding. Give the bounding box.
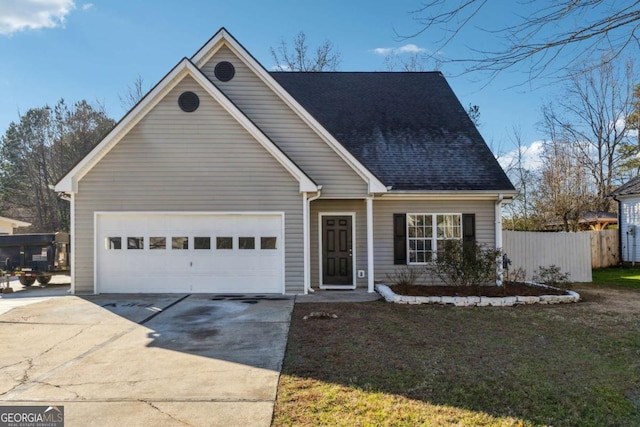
[310,199,368,289]
[74,76,303,293]
[373,199,496,285]
[201,46,369,198]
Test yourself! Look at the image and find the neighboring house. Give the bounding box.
[54,28,515,294]
[0,216,31,235]
[611,176,640,263]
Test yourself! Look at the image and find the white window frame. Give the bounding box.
[406,213,462,264]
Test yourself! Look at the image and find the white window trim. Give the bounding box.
[406,213,462,265]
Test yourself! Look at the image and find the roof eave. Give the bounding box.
[378,189,517,200]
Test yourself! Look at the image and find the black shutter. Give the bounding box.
[393,214,407,265]
[462,214,476,244]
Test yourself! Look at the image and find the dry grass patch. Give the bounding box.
[274,284,640,426]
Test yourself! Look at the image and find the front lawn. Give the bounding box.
[592,266,640,288]
[274,284,640,426]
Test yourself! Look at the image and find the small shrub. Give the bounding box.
[432,240,501,287]
[505,266,526,284]
[532,265,572,289]
[386,267,423,287]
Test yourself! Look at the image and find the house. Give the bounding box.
[611,176,640,263]
[0,216,31,235]
[54,28,515,294]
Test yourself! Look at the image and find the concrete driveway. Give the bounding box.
[0,292,294,426]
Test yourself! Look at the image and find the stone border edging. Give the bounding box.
[375,283,580,306]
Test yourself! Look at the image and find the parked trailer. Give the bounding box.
[0,232,69,286]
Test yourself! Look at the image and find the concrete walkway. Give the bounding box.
[0,293,294,427]
[295,288,381,303]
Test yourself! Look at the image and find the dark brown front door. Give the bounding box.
[322,216,353,286]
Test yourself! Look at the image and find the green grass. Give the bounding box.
[592,266,640,288]
[274,284,640,427]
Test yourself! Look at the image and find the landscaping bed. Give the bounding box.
[377,282,580,306]
[389,282,568,297]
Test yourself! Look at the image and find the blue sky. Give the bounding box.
[0,0,557,162]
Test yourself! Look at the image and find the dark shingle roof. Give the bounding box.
[271,72,514,192]
[611,176,640,196]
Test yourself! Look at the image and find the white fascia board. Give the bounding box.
[377,190,517,201]
[615,194,640,201]
[192,29,387,195]
[0,216,31,227]
[55,58,317,194]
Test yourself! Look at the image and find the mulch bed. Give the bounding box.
[390,282,569,297]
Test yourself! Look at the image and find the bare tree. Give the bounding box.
[0,100,114,231]
[119,74,146,110]
[407,1,640,80]
[502,126,540,230]
[271,32,341,71]
[467,104,480,127]
[383,51,441,71]
[534,140,593,232]
[541,57,638,211]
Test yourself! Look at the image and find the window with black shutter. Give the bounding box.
[393,213,406,264]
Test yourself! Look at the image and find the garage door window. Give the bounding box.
[261,237,277,249]
[172,237,188,249]
[216,237,232,249]
[194,237,211,249]
[239,237,255,249]
[106,237,121,250]
[128,237,144,250]
[150,237,166,249]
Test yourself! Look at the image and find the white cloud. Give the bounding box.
[397,44,426,54]
[81,3,93,11]
[371,44,427,56]
[499,140,544,171]
[270,64,292,71]
[0,0,75,36]
[372,47,393,56]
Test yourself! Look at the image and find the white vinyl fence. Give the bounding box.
[502,231,593,283]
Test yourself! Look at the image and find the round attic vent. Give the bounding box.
[214,61,235,82]
[178,91,199,112]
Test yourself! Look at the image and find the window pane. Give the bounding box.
[216,237,233,249]
[172,237,188,249]
[194,237,211,249]
[261,237,277,249]
[127,237,144,249]
[150,237,166,249]
[239,237,255,249]
[424,215,433,237]
[106,237,121,250]
[408,215,432,238]
[437,215,461,238]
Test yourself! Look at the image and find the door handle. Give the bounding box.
[349,248,352,257]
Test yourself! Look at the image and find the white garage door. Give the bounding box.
[95,213,284,293]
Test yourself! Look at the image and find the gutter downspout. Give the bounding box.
[612,195,623,264]
[495,193,504,286]
[304,187,322,294]
[366,196,374,293]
